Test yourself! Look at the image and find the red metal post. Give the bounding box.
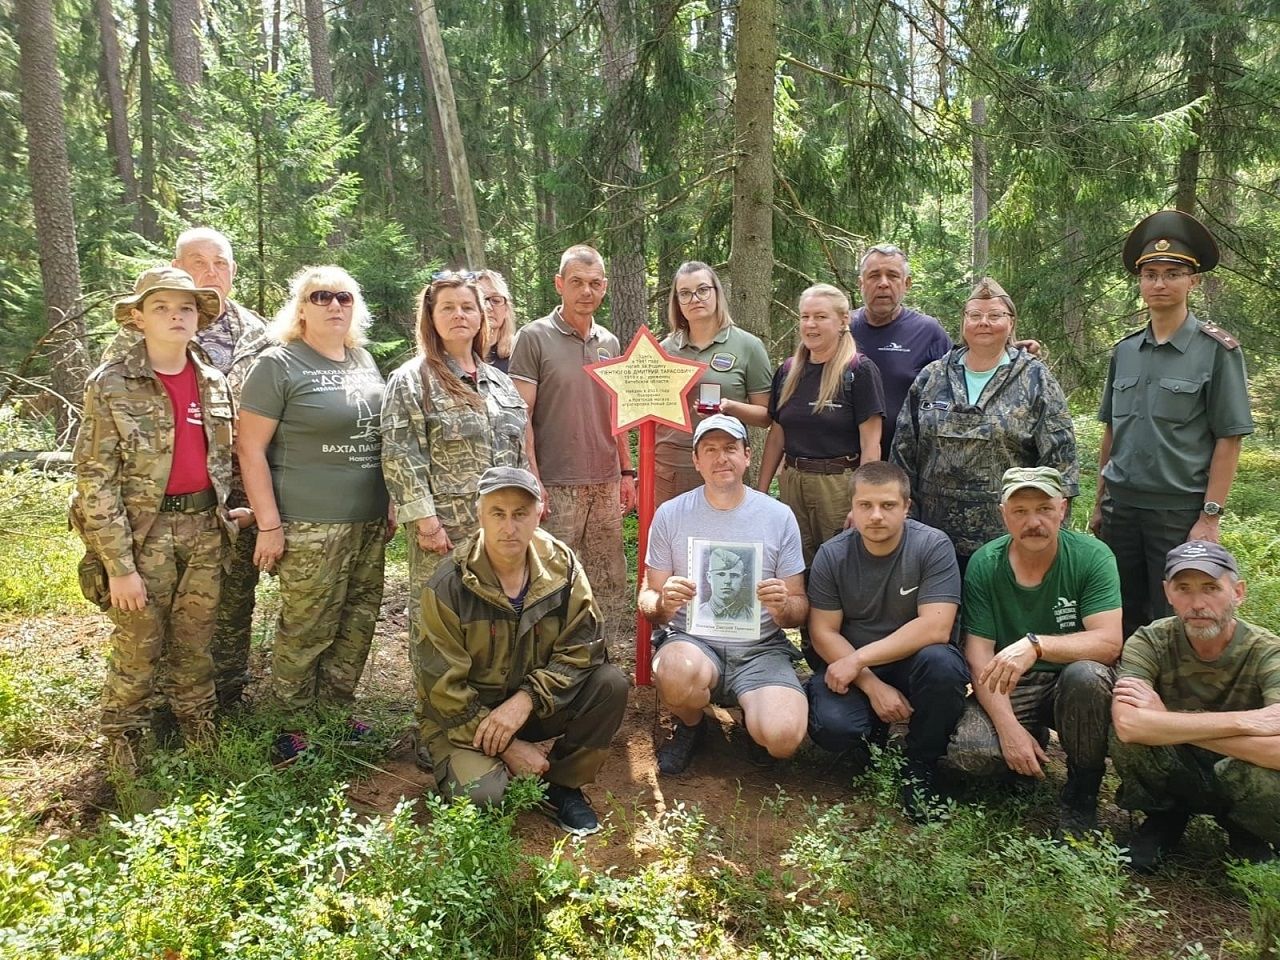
[634,420,656,685]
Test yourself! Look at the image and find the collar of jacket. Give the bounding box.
[112,336,224,387]
[458,527,571,614]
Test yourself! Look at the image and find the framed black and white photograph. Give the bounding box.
[686,539,762,640]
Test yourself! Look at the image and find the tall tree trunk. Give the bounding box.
[971,95,989,277]
[16,0,90,438]
[1175,36,1210,214]
[411,0,485,268]
[170,0,203,216]
[410,12,463,260]
[727,0,775,339]
[136,0,159,241]
[95,0,140,230]
[302,0,334,104]
[598,0,646,345]
[270,0,282,73]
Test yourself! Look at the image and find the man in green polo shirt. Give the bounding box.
[945,467,1123,837]
[1090,211,1253,639]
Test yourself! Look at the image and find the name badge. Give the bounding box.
[921,401,950,412]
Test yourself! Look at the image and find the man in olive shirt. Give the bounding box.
[1091,211,1253,638]
[1113,540,1280,870]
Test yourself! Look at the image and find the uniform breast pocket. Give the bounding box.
[109,398,166,456]
[207,403,234,444]
[429,409,484,485]
[932,411,994,490]
[1109,376,1140,418]
[493,400,528,463]
[1153,377,1204,422]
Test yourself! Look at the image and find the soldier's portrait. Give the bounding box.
[693,544,758,624]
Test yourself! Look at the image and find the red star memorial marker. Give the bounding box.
[587,326,706,684]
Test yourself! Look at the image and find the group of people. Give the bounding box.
[69,211,1278,864]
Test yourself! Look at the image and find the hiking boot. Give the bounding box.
[1218,818,1278,864]
[1056,766,1103,840]
[899,760,941,824]
[542,784,602,837]
[746,736,777,770]
[657,716,707,775]
[271,731,309,767]
[178,715,217,749]
[1125,809,1191,872]
[105,732,141,779]
[151,705,180,749]
[410,727,433,774]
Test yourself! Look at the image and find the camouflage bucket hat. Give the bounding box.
[114,265,223,329]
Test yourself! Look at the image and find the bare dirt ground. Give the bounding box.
[0,570,1255,956]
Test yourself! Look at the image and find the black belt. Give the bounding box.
[784,454,858,475]
[160,488,217,513]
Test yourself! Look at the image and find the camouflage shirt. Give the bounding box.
[892,346,1078,558]
[415,528,606,749]
[71,341,235,577]
[1118,616,1280,713]
[380,355,527,530]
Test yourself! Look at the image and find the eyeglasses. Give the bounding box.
[308,290,355,306]
[484,295,508,308]
[963,311,1012,323]
[432,270,479,282]
[676,284,715,304]
[1138,270,1192,284]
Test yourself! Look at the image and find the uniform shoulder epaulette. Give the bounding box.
[1115,327,1145,346]
[1198,321,1240,350]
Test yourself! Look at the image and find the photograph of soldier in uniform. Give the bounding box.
[687,541,762,639]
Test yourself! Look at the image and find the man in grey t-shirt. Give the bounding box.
[807,461,968,819]
[639,415,809,775]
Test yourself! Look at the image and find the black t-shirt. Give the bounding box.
[768,356,886,459]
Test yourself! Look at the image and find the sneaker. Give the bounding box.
[105,732,141,779]
[411,727,434,774]
[899,760,940,824]
[1220,819,1278,864]
[746,737,777,769]
[542,784,602,837]
[1125,809,1191,872]
[271,731,309,767]
[656,716,707,776]
[339,718,373,746]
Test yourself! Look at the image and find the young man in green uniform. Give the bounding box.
[1113,540,1280,870]
[945,467,1123,836]
[1091,211,1253,639]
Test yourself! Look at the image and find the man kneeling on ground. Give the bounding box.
[414,466,628,836]
[806,461,969,819]
[1113,540,1280,871]
[945,466,1123,837]
[639,414,810,774]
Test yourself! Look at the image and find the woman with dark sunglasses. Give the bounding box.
[238,265,393,761]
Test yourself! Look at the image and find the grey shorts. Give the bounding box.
[652,629,804,706]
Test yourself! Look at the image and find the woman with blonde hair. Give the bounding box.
[655,261,773,505]
[238,265,392,761]
[476,269,517,373]
[757,283,885,564]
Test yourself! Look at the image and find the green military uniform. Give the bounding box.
[102,299,271,706]
[655,323,772,504]
[1112,616,1280,842]
[415,528,627,804]
[72,337,236,739]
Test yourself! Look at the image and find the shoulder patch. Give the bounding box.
[1198,321,1240,350]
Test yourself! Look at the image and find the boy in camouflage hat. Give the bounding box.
[71,265,252,778]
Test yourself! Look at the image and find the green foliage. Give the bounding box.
[1230,859,1280,960]
[0,467,82,616]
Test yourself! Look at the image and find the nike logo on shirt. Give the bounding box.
[899,585,919,595]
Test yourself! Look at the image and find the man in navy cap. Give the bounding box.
[1112,540,1280,870]
[1090,210,1253,639]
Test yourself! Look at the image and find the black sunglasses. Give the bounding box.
[308,290,355,306]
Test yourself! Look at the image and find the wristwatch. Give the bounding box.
[621,469,637,478]
[1025,632,1043,660]
[1202,501,1223,517]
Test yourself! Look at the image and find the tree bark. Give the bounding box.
[302,0,334,104]
[169,0,203,216]
[410,11,464,261]
[971,95,989,277]
[727,0,775,339]
[16,0,90,437]
[1175,35,1210,215]
[598,0,646,345]
[411,0,486,268]
[136,0,159,241]
[95,0,140,228]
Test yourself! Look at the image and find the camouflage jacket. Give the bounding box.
[380,354,527,530]
[891,346,1078,558]
[416,528,606,749]
[70,341,235,577]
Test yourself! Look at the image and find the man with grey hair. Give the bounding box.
[102,227,270,712]
[849,245,951,456]
[1113,539,1280,870]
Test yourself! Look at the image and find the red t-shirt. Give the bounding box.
[155,362,212,495]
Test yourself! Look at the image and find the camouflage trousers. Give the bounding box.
[268,519,386,713]
[1112,740,1280,842]
[425,663,629,805]
[543,482,627,624]
[406,530,463,730]
[778,467,854,567]
[101,511,222,736]
[943,661,1115,777]
[208,489,260,706]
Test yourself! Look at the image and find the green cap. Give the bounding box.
[1122,210,1219,275]
[1001,466,1065,502]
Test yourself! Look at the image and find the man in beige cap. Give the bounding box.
[71,266,252,777]
[945,466,1123,837]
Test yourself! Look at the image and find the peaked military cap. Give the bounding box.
[1122,210,1219,275]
